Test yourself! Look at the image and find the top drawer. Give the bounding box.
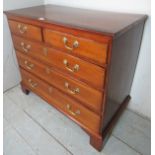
[8,20,42,41]
[43,29,109,65]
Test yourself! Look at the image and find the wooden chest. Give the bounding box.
[4,5,147,151]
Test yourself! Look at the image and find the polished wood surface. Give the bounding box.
[13,35,106,89]
[8,20,42,41]
[4,5,147,151]
[16,51,103,114]
[5,5,147,38]
[21,69,101,133]
[102,22,145,130]
[44,29,108,65]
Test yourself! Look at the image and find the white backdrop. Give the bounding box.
[3,0,151,118]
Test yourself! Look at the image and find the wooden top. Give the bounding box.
[4,5,147,38]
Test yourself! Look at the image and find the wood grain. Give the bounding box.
[102,22,145,131]
[8,20,42,41]
[4,5,147,38]
[44,29,108,65]
[13,35,106,89]
[20,69,101,133]
[16,51,103,114]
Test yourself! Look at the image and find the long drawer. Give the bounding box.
[17,51,103,113]
[8,20,42,41]
[13,35,106,89]
[44,29,109,65]
[20,69,101,133]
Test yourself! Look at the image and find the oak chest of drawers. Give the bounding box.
[4,5,147,151]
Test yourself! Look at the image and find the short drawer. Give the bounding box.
[17,51,103,113]
[13,35,106,89]
[21,69,101,133]
[8,20,42,41]
[44,29,108,65]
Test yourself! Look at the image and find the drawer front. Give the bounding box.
[13,35,105,89]
[21,69,100,132]
[8,20,42,41]
[44,29,108,65]
[17,51,103,113]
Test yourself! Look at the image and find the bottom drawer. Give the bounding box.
[20,69,101,133]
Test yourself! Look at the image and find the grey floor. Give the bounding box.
[4,85,151,155]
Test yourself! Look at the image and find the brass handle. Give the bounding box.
[63,37,79,51]
[63,59,79,73]
[21,42,31,53]
[17,24,27,34]
[66,104,80,116]
[28,79,38,88]
[65,82,80,95]
[24,60,34,70]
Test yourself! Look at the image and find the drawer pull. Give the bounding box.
[17,24,27,34]
[63,59,79,72]
[63,37,79,51]
[28,79,38,88]
[65,82,80,95]
[66,104,80,116]
[21,42,31,53]
[24,60,34,70]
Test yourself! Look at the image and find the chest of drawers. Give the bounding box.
[4,5,147,151]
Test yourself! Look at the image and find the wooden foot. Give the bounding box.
[20,83,30,95]
[90,134,103,151]
[90,95,131,151]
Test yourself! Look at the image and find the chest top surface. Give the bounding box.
[4,5,147,38]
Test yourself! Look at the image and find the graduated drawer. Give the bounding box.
[44,29,108,65]
[8,20,42,41]
[13,35,106,89]
[17,51,103,113]
[21,69,101,133]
